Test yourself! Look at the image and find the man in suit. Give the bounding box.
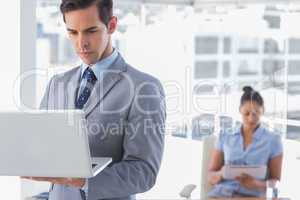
[23,0,166,200]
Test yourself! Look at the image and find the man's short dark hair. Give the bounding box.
[60,0,113,27]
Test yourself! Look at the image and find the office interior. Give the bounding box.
[1,0,300,199]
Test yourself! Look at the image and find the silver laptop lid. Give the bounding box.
[0,110,93,178]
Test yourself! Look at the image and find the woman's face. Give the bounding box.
[240,101,264,129]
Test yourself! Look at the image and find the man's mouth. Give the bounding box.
[80,52,92,56]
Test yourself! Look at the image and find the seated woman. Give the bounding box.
[207,86,283,198]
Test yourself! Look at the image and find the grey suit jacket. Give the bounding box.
[39,54,166,200]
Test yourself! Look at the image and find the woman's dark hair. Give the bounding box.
[240,86,264,108]
[60,0,113,27]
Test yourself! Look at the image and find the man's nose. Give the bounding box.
[78,34,89,51]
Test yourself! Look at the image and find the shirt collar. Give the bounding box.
[252,125,265,140]
[235,124,264,140]
[81,49,118,80]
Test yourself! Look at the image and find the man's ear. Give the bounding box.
[107,16,117,34]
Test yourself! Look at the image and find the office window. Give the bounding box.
[192,114,215,140]
[195,36,218,54]
[288,60,300,75]
[223,37,231,54]
[194,61,218,79]
[238,60,259,76]
[36,3,78,68]
[288,82,300,95]
[287,125,300,140]
[193,83,215,95]
[219,115,233,134]
[263,14,281,29]
[289,38,300,54]
[223,61,230,78]
[171,124,188,138]
[262,59,285,75]
[220,83,231,94]
[237,37,259,54]
[264,38,283,54]
[263,80,285,90]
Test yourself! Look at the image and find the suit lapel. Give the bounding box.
[83,54,127,116]
[65,67,81,109]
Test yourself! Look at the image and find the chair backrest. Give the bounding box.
[200,135,216,200]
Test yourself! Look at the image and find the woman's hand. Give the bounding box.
[235,173,265,191]
[209,166,224,185]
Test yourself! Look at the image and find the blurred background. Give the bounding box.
[3,0,300,199]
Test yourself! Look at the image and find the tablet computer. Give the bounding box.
[223,165,267,180]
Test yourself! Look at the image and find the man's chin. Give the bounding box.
[81,58,96,65]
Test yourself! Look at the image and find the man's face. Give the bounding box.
[64,5,116,65]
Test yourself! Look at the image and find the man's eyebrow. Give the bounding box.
[84,26,99,31]
[67,28,76,32]
[67,26,98,32]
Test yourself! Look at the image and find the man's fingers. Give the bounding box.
[29,177,44,181]
[23,177,52,182]
[21,176,34,180]
[21,177,81,187]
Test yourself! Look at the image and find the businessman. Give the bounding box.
[23,0,166,200]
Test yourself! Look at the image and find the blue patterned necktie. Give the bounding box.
[75,67,97,109]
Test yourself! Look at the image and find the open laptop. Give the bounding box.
[0,110,112,178]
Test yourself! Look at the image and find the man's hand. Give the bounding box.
[235,173,265,191]
[21,177,86,188]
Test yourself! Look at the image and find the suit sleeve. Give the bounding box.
[88,79,166,199]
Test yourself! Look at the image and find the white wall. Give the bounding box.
[0,0,20,110]
[0,0,21,199]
